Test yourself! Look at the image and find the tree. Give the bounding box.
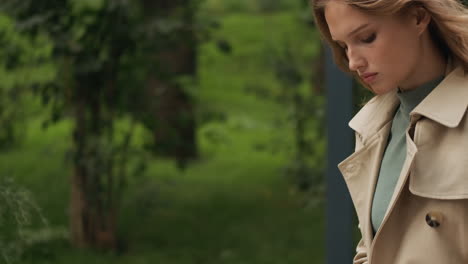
[0,177,48,264]
[270,43,324,192]
[140,0,199,169]
[1,0,145,250]
[0,14,54,149]
[1,0,204,250]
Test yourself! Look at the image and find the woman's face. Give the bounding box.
[324,1,427,94]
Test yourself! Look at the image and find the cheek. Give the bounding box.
[375,34,417,81]
[366,43,400,94]
[384,30,420,69]
[377,35,403,66]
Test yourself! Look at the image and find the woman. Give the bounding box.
[312,0,468,263]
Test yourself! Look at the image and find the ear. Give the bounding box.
[412,6,431,35]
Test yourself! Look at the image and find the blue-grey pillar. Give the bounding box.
[325,45,354,264]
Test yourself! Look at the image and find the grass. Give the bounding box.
[0,9,325,264]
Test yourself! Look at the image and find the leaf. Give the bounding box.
[15,13,53,31]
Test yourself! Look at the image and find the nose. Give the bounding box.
[347,48,366,72]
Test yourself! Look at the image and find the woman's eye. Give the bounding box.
[362,33,376,43]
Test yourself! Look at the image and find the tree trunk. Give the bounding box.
[70,85,118,250]
[143,0,198,168]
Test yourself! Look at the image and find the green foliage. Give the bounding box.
[202,0,300,14]
[0,0,160,248]
[268,42,324,191]
[1,0,148,120]
[0,1,326,262]
[0,14,54,149]
[256,0,301,12]
[0,177,48,264]
[0,120,324,264]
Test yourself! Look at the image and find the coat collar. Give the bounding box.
[349,58,468,140]
[349,90,398,142]
[412,61,468,128]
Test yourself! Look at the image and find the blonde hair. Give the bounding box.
[311,0,468,86]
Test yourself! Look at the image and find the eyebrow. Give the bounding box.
[332,23,371,42]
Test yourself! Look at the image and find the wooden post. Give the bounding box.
[325,45,354,264]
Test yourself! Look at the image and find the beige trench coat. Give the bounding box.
[338,59,468,264]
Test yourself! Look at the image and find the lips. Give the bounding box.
[361,73,378,83]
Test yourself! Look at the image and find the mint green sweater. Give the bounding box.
[371,75,445,233]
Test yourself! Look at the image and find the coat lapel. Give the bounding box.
[340,57,467,247]
[338,90,398,246]
[380,60,468,226]
[338,122,392,247]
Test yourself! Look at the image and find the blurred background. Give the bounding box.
[0,0,353,263]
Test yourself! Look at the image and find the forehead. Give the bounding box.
[324,1,378,41]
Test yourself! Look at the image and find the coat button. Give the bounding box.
[426,211,444,228]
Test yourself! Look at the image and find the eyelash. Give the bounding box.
[340,33,376,51]
[362,33,376,43]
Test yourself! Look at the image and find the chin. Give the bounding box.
[371,84,396,95]
[373,88,385,95]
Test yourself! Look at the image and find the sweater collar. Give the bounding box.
[396,75,445,117]
[349,58,468,141]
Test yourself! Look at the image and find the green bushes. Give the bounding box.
[0,177,49,263]
[203,0,301,14]
[0,5,325,264]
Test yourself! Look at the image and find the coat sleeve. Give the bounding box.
[353,237,369,264]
